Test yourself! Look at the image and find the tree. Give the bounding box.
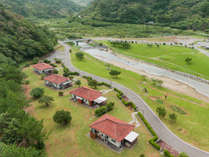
[0,142,45,157]
[30,88,44,99]
[88,79,98,89]
[75,52,84,60]
[179,152,189,157]
[156,107,166,117]
[169,113,177,122]
[53,110,72,126]
[39,96,54,107]
[109,70,121,78]
[152,79,163,87]
[75,80,81,87]
[185,57,192,64]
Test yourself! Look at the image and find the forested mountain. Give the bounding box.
[83,0,209,32]
[0,6,57,156]
[0,0,81,18]
[0,6,57,62]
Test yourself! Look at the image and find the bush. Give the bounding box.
[53,69,59,74]
[54,58,62,64]
[32,57,39,64]
[106,102,114,112]
[97,82,111,88]
[76,52,84,60]
[50,63,57,67]
[178,152,189,157]
[149,137,160,150]
[169,113,177,122]
[23,80,30,85]
[53,110,72,126]
[156,107,166,117]
[95,106,107,117]
[164,150,174,157]
[44,59,51,64]
[58,91,64,96]
[138,112,157,136]
[30,88,44,99]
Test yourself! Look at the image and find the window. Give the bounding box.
[111,139,116,143]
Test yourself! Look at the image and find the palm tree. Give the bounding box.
[39,95,54,107]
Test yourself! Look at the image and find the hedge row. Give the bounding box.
[164,150,174,157]
[95,102,114,117]
[138,112,157,137]
[97,82,112,88]
[149,136,160,150]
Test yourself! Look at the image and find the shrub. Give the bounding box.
[30,88,44,99]
[53,110,72,126]
[178,152,189,157]
[53,69,59,74]
[39,95,54,107]
[169,113,177,122]
[44,59,51,64]
[75,80,81,87]
[109,69,121,78]
[23,80,30,85]
[58,91,64,96]
[140,154,145,157]
[164,150,174,157]
[106,102,114,112]
[149,137,160,150]
[156,107,166,117]
[50,63,57,67]
[32,57,39,64]
[95,106,107,117]
[76,52,84,60]
[138,112,157,136]
[54,58,62,64]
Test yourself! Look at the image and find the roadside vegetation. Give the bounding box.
[103,41,209,80]
[71,47,209,151]
[22,63,160,157]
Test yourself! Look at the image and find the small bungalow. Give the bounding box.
[32,63,54,74]
[44,74,72,89]
[90,114,139,150]
[69,87,107,106]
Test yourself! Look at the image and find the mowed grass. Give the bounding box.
[71,51,209,151]
[103,41,209,80]
[23,66,160,157]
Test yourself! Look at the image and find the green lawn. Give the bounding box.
[102,41,209,80]
[71,50,209,151]
[23,65,160,157]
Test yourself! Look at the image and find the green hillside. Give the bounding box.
[0,0,82,18]
[83,0,209,32]
[0,6,57,62]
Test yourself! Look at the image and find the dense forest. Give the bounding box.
[0,6,57,156]
[0,6,57,62]
[83,0,209,32]
[0,0,81,18]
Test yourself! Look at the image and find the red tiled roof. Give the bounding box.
[69,87,102,101]
[44,74,69,85]
[90,114,135,142]
[32,63,53,71]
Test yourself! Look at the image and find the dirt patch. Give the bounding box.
[23,84,31,99]
[24,105,35,115]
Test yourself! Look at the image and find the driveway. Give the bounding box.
[47,41,209,157]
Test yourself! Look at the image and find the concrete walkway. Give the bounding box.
[129,112,140,128]
[47,41,209,157]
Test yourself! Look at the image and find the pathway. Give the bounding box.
[47,41,209,157]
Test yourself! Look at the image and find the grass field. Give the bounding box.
[71,50,209,151]
[23,65,160,157]
[32,18,206,39]
[102,41,209,80]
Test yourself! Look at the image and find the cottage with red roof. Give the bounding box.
[44,74,72,89]
[90,114,139,149]
[69,87,107,106]
[32,63,54,74]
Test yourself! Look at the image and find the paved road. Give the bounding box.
[48,41,209,157]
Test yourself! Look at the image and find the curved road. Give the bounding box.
[48,41,209,157]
